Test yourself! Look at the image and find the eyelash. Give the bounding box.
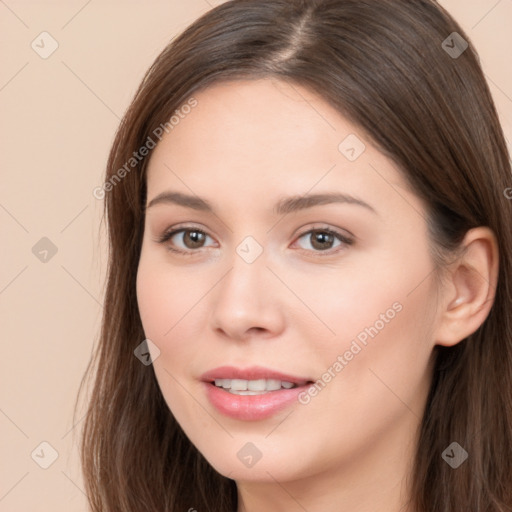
[155,224,354,257]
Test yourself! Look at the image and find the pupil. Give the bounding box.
[312,232,333,250]
[185,230,204,248]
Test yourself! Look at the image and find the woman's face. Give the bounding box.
[137,78,440,485]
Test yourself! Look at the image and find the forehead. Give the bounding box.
[149,77,347,169]
[145,78,414,214]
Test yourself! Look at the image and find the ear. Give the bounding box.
[434,227,499,347]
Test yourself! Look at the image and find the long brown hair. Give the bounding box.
[76,0,512,510]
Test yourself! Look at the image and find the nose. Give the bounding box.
[209,247,286,342]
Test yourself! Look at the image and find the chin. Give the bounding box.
[198,443,309,484]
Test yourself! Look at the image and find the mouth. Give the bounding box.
[211,378,303,395]
[200,366,315,420]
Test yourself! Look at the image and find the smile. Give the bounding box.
[213,378,297,395]
[201,366,314,420]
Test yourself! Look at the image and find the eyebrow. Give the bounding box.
[146,191,377,216]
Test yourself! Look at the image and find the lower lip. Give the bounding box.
[203,382,309,421]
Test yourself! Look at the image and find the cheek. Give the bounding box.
[296,241,437,410]
[136,258,207,418]
[286,249,435,354]
[313,274,436,437]
[135,253,218,388]
[136,264,172,341]
[136,252,204,340]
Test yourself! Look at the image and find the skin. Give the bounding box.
[136,78,498,512]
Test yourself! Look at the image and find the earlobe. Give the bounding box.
[434,227,499,347]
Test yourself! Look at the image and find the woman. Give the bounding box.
[77,0,512,510]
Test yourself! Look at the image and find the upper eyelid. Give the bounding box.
[161,224,351,239]
[165,225,214,239]
[161,221,353,237]
[159,224,353,250]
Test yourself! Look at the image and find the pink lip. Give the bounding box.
[200,365,311,385]
[200,365,314,421]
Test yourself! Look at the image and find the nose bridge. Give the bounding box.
[210,235,284,339]
[219,238,270,309]
[222,231,271,293]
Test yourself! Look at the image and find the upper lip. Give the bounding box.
[200,365,313,386]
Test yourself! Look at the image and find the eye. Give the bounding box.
[294,227,353,255]
[156,226,216,255]
[155,224,354,257]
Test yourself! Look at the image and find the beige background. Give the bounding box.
[1,1,511,510]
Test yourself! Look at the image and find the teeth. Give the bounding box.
[213,378,297,394]
[231,379,247,391]
[266,379,281,391]
[247,379,266,391]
